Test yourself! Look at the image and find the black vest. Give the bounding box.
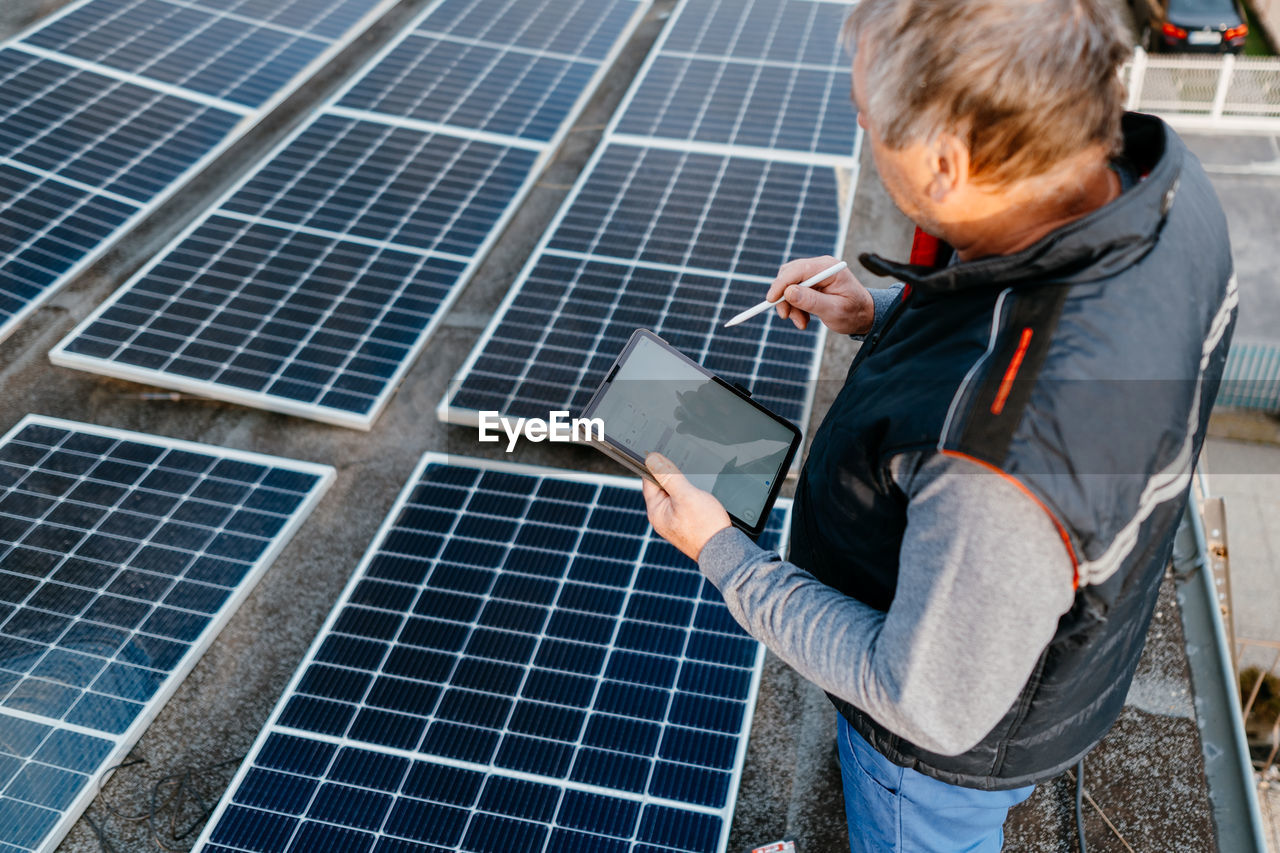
[791,114,1237,790]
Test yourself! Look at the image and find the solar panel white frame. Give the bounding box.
[437,0,862,435]
[0,0,404,345]
[51,0,652,431]
[0,414,334,853]
[191,453,787,853]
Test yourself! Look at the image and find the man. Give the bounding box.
[641,0,1237,850]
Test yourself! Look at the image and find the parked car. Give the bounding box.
[1130,0,1249,53]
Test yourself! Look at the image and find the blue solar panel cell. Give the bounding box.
[547,144,839,278]
[219,116,538,254]
[616,55,858,155]
[637,803,722,852]
[188,0,379,40]
[9,763,81,812]
[660,0,850,68]
[0,796,61,849]
[444,251,822,424]
[416,0,639,59]
[22,0,331,107]
[58,215,468,419]
[0,163,138,327]
[338,36,597,141]
[196,457,779,853]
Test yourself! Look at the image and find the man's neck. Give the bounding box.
[947,156,1122,262]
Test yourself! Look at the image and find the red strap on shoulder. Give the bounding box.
[908,227,940,267]
[901,227,944,301]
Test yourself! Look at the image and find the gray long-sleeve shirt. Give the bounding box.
[698,287,1076,756]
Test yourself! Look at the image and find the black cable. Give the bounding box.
[1075,758,1087,853]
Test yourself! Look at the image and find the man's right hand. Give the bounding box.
[767,255,875,335]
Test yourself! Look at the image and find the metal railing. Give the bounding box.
[1180,469,1269,851]
[1124,47,1280,131]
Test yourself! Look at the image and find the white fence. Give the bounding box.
[1124,48,1280,131]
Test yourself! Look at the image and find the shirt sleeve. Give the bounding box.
[697,450,1075,756]
[851,282,906,341]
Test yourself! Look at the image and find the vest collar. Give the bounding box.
[859,113,1181,299]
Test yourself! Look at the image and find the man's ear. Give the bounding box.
[927,132,970,202]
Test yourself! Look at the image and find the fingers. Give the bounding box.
[767,255,844,331]
[782,282,845,321]
[641,476,678,539]
[778,301,809,330]
[762,255,880,335]
[641,455,734,561]
[645,452,684,493]
[640,477,667,514]
[767,255,840,303]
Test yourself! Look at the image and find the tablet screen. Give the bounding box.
[589,334,795,528]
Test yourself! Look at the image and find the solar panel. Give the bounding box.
[0,163,139,327]
[193,454,786,853]
[0,0,401,344]
[545,144,840,280]
[57,216,471,418]
[168,0,386,41]
[21,0,333,109]
[335,35,600,141]
[613,55,857,156]
[0,415,333,853]
[439,0,860,430]
[658,0,849,67]
[217,117,541,255]
[443,254,822,426]
[413,0,643,59]
[53,0,650,429]
[0,49,245,202]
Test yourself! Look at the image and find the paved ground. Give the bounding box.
[1183,132,1280,344]
[0,0,64,37]
[1201,437,1280,654]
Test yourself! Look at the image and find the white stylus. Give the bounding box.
[722,260,848,328]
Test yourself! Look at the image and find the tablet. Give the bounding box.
[580,330,801,539]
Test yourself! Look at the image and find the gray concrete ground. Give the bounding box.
[1201,438,1280,655]
[0,0,65,39]
[1,2,1274,851]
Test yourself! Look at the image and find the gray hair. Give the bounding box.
[844,0,1131,186]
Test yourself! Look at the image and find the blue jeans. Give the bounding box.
[836,714,1034,852]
